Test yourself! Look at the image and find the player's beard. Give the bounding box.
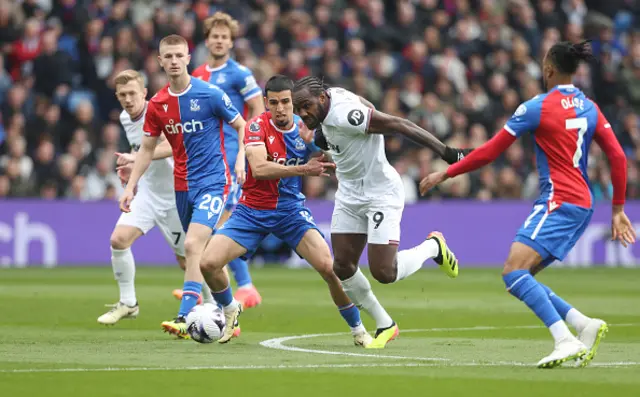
[274,116,291,129]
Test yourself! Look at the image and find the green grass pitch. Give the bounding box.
[0,266,638,396]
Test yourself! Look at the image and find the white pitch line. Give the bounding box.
[1,324,638,373]
[2,361,638,374]
[259,323,640,367]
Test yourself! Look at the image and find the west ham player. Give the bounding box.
[292,77,469,348]
[118,35,247,339]
[98,69,194,325]
[199,75,373,346]
[420,41,634,368]
[175,11,264,308]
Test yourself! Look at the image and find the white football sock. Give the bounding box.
[395,239,439,282]
[340,268,393,329]
[111,247,136,306]
[549,320,575,343]
[351,323,367,336]
[202,283,215,304]
[566,308,591,332]
[223,298,239,313]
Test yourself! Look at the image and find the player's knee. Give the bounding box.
[333,260,357,281]
[369,265,396,284]
[183,236,203,258]
[110,232,132,250]
[316,259,338,283]
[200,253,224,274]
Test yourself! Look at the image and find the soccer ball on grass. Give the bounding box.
[186,303,226,343]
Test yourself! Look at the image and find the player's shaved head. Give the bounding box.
[159,34,189,52]
[292,76,330,130]
[157,34,191,79]
[265,75,294,129]
[542,40,594,91]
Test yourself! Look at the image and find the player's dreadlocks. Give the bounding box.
[547,40,595,75]
[293,76,330,97]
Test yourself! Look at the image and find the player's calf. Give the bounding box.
[200,234,246,342]
[367,244,398,284]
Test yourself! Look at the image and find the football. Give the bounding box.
[186,303,226,343]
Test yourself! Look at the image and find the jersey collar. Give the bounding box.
[206,62,228,72]
[269,119,296,133]
[131,102,147,122]
[168,84,193,97]
[556,84,576,90]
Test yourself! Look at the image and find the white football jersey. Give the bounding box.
[320,87,400,194]
[120,105,175,201]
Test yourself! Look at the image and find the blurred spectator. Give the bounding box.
[0,0,637,203]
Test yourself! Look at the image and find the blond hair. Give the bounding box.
[159,34,189,48]
[203,12,239,39]
[114,69,145,89]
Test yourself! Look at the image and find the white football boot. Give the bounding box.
[537,337,587,369]
[353,331,374,347]
[97,302,139,325]
[575,319,608,368]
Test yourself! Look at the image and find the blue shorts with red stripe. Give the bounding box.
[175,186,227,232]
[217,204,322,260]
[514,201,593,267]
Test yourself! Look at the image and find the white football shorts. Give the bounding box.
[116,190,185,257]
[330,179,405,245]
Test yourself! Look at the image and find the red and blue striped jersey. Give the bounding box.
[192,59,261,172]
[142,77,240,191]
[504,84,616,209]
[241,112,321,211]
[447,84,626,209]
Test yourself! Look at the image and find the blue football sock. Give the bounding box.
[178,281,202,317]
[212,286,234,307]
[338,303,362,328]
[228,258,252,288]
[503,270,562,327]
[539,283,573,319]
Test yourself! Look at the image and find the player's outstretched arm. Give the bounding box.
[418,128,516,196]
[119,135,157,212]
[367,110,464,164]
[246,144,334,179]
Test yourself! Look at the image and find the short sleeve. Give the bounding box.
[326,101,372,135]
[236,68,262,101]
[209,85,240,124]
[504,97,543,138]
[244,118,265,147]
[143,103,162,137]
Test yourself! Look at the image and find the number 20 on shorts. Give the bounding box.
[198,194,224,215]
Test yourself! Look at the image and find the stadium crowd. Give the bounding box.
[0,0,638,203]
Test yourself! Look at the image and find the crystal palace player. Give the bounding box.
[119,35,247,340]
[174,12,265,308]
[420,41,635,368]
[199,75,374,345]
[293,77,469,348]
